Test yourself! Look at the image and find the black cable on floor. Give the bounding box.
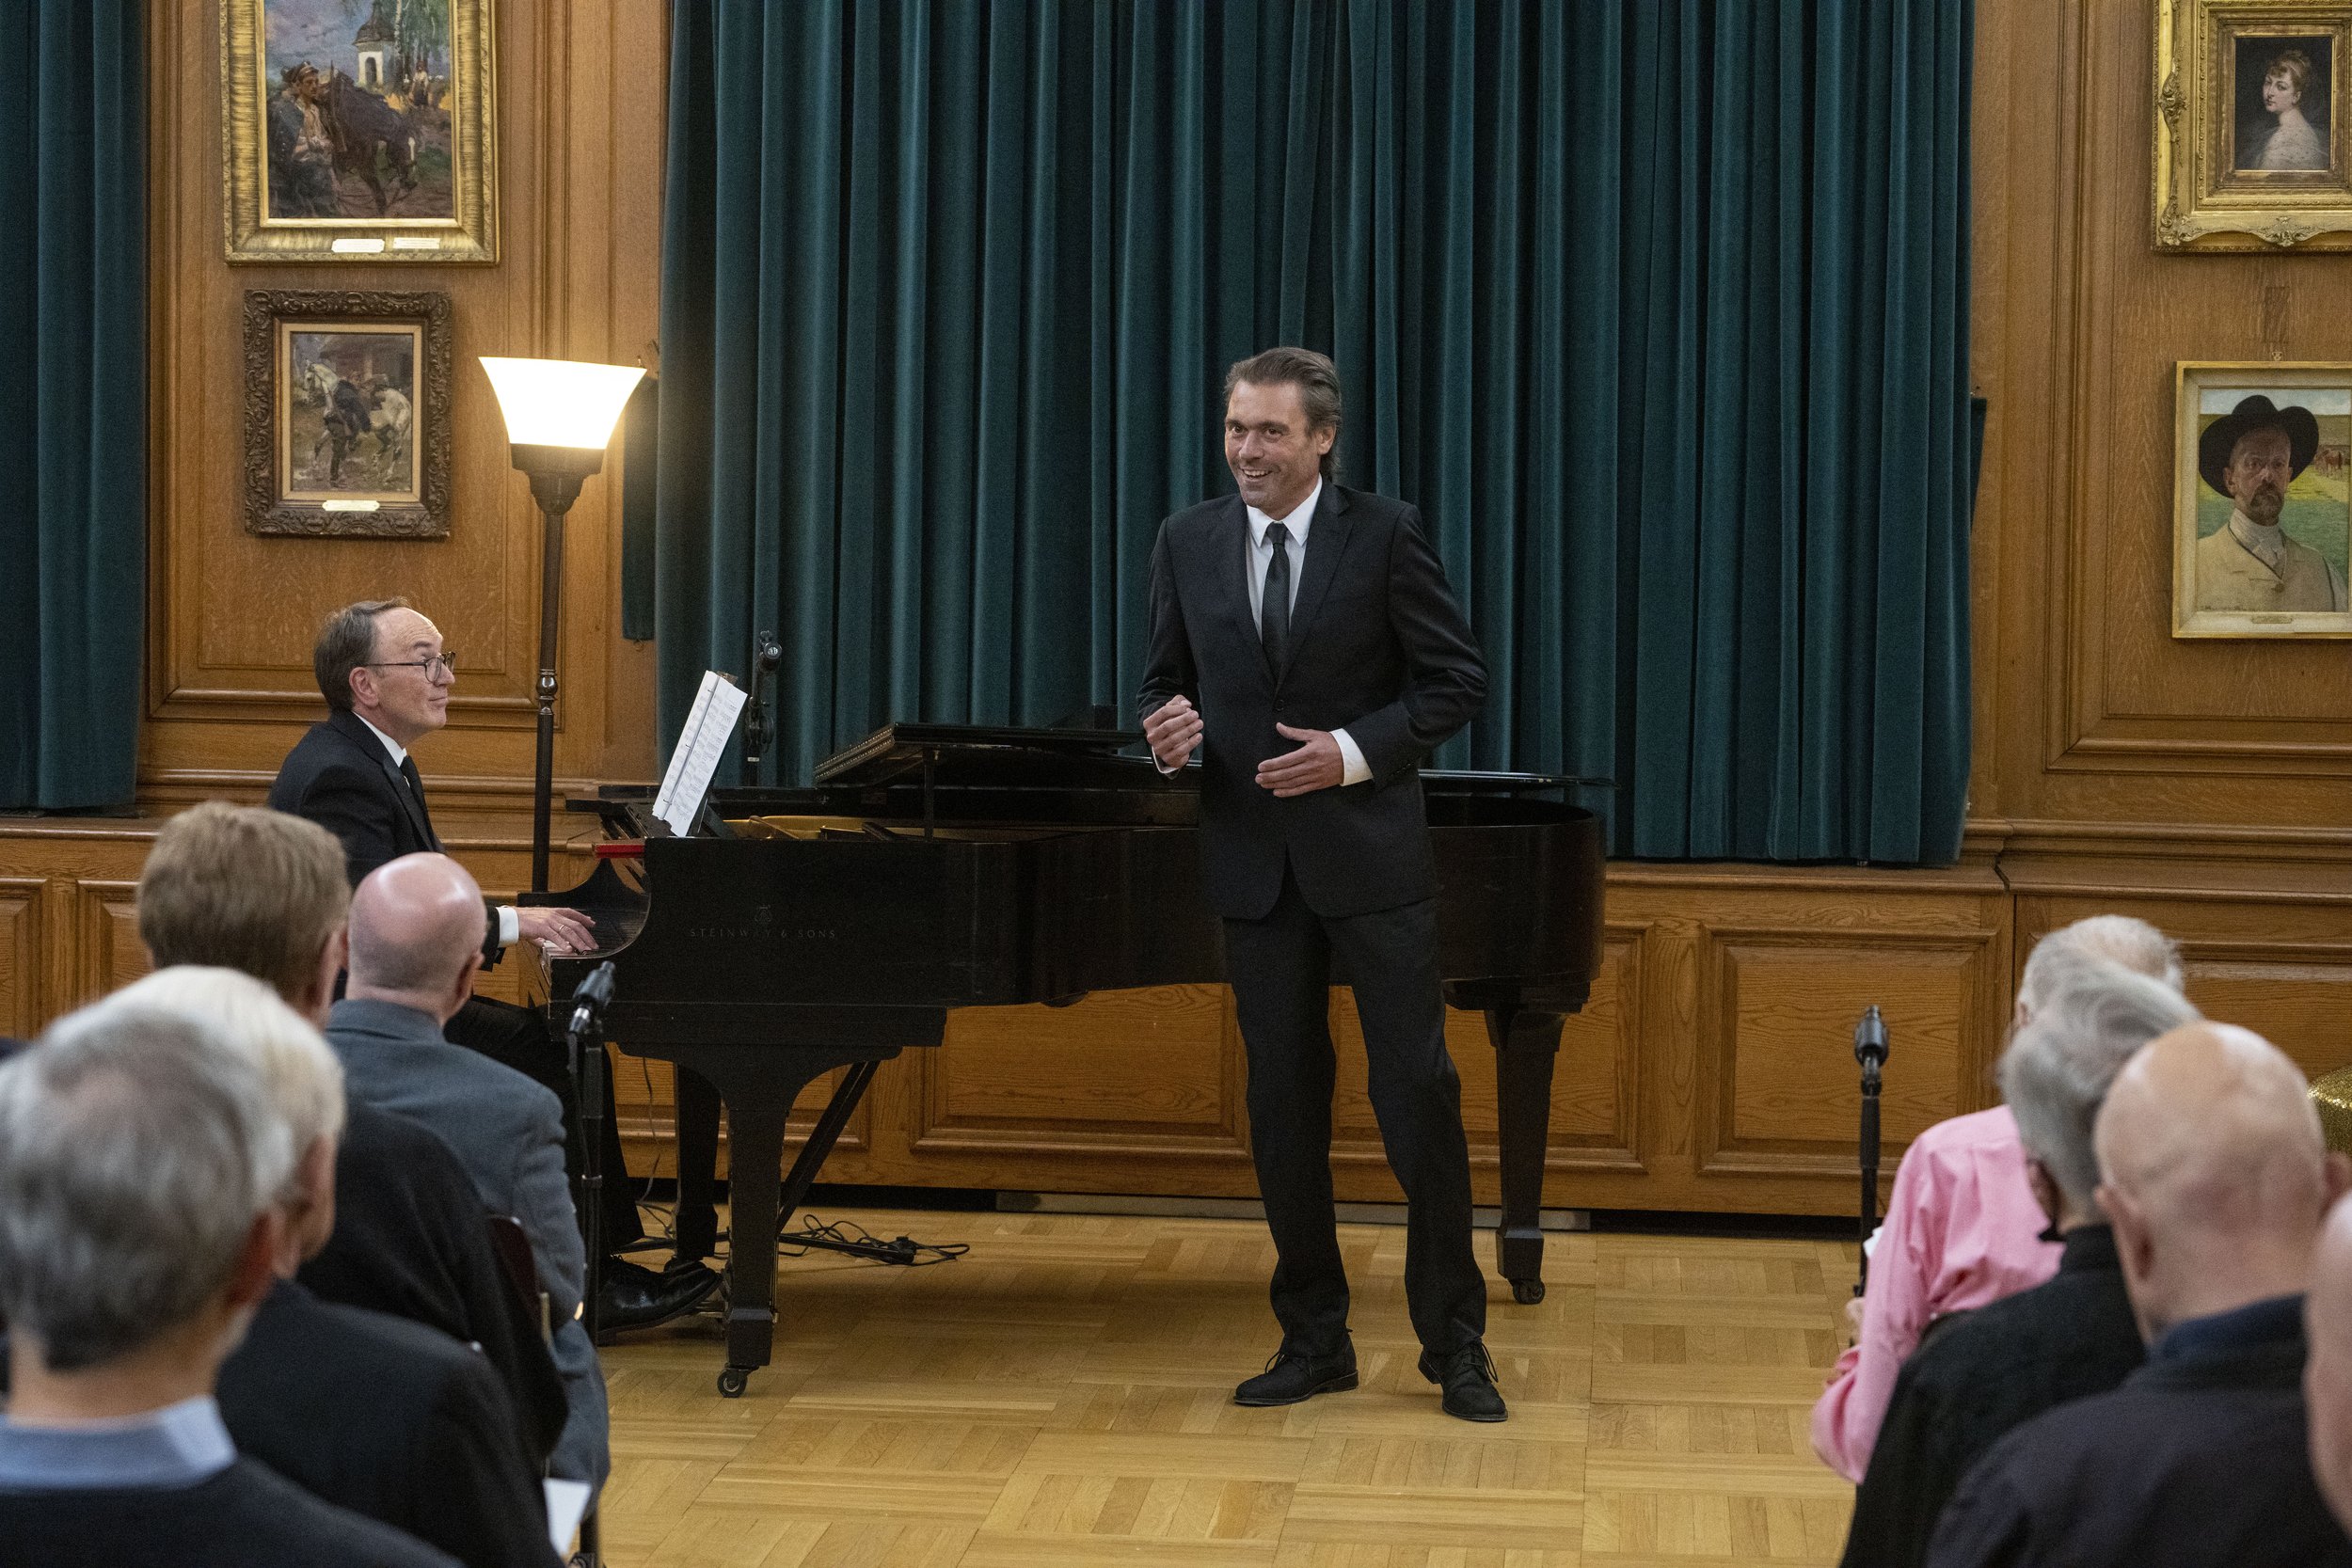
[777,1212,968,1266]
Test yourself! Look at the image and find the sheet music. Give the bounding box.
[653,670,748,836]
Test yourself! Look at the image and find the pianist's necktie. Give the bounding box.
[1261,521,1292,674]
[398,755,443,851]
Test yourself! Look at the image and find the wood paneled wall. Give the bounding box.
[1,0,2346,1217]
[139,0,666,809]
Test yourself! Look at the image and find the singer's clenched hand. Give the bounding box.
[519,905,596,954]
[1144,695,1204,769]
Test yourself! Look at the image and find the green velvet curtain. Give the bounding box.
[0,2,145,811]
[657,0,1973,863]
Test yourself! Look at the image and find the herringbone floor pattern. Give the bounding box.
[599,1210,1855,1567]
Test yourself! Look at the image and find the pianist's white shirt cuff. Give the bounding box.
[498,905,519,946]
[1333,728,1371,786]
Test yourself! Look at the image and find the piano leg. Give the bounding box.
[673,1067,722,1263]
[678,1045,900,1399]
[1486,1006,1565,1306]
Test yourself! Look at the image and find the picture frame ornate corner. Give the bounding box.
[242,288,453,540]
[2153,0,2352,252]
[219,0,498,265]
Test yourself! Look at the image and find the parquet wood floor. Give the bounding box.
[599,1210,1856,1567]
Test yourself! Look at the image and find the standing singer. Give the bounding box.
[1137,347,1502,1421]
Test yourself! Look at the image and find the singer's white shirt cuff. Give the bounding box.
[1332,728,1371,785]
[498,905,519,946]
[1157,727,1371,784]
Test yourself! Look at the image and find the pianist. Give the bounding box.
[269,597,719,1334]
[1138,346,1503,1422]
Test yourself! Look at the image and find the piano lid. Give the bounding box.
[813,721,1612,797]
[813,721,1159,791]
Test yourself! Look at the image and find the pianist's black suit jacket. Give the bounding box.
[1138,483,1486,921]
[268,707,501,963]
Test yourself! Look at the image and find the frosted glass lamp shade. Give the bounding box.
[480,356,644,449]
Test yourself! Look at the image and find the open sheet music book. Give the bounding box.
[652,670,748,836]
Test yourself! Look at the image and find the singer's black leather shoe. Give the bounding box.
[597,1258,721,1334]
[1233,1344,1359,1406]
[1419,1342,1507,1422]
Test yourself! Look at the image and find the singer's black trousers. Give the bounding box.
[448,994,644,1254]
[1222,869,1486,1359]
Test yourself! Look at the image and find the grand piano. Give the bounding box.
[521,721,1603,1397]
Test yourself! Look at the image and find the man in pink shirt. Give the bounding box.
[1811,915,2186,1481]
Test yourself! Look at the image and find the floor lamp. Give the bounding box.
[480,356,644,893]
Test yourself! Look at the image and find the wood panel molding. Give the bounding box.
[0,879,43,1037]
[1692,923,2001,1180]
[72,881,150,1015]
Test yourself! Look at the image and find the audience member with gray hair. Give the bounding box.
[1930,1022,2352,1567]
[1837,962,2197,1567]
[1814,914,2187,1481]
[0,1005,453,1567]
[115,967,561,1568]
[134,799,567,1470]
[328,851,610,1492]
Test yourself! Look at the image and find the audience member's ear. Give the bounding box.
[227,1208,288,1318]
[2326,1151,2352,1206]
[299,925,350,1028]
[2097,1181,2153,1276]
[453,948,483,1012]
[2024,1159,2064,1230]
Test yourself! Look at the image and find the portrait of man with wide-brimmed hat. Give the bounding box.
[2193,392,2350,615]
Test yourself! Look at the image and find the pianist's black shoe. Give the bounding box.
[1419,1341,1507,1422]
[1232,1343,1358,1407]
[597,1257,721,1334]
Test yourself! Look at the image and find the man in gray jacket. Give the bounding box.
[326,852,610,1493]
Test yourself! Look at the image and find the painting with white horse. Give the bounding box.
[282,326,420,498]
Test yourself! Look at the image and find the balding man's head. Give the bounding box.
[2095,1022,2347,1341]
[2306,1196,2352,1532]
[344,853,485,1023]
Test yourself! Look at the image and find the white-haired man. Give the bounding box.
[1814,915,2185,1481]
[1930,1023,2352,1567]
[1836,963,2197,1568]
[116,967,561,1568]
[0,1006,453,1567]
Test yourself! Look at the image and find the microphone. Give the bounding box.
[1853,1006,1889,1072]
[567,960,618,1040]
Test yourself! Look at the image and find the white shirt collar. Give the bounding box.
[356,712,409,768]
[1247,477,1323,548]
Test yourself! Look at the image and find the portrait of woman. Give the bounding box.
[2234,38,2333,173]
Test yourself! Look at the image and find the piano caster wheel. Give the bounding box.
[717,1366,751,1399]
[1510,1279,1546,1306]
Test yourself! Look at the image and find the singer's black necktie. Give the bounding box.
[1261,522,1292,674]
[398,755,442,850]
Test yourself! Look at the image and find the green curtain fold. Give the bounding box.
[0,1,145,811]
[657,0,1973,863]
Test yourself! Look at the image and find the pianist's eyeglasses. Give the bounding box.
[366,653,459,679]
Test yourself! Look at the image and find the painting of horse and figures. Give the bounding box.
[245,291,452,538]
[223,0,497,262]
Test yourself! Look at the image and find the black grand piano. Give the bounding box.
[520,722,1603,1397]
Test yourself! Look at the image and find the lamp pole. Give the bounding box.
[512,442,606,893]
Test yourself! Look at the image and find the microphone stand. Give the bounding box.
[740,632,782,787]
[1853,1005,1889,1296]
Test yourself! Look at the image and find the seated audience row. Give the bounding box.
[0,800,611,1565]
[1828,912,2352,1566]
[1813,915,2185,1482]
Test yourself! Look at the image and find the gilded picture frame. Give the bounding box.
[2173,362,2352,636]
[2154,0,2352,249]
[219,0,498,263]
[244,289,453,538]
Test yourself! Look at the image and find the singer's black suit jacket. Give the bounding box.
[268,708,501,962]
[1137,484,1486,921]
